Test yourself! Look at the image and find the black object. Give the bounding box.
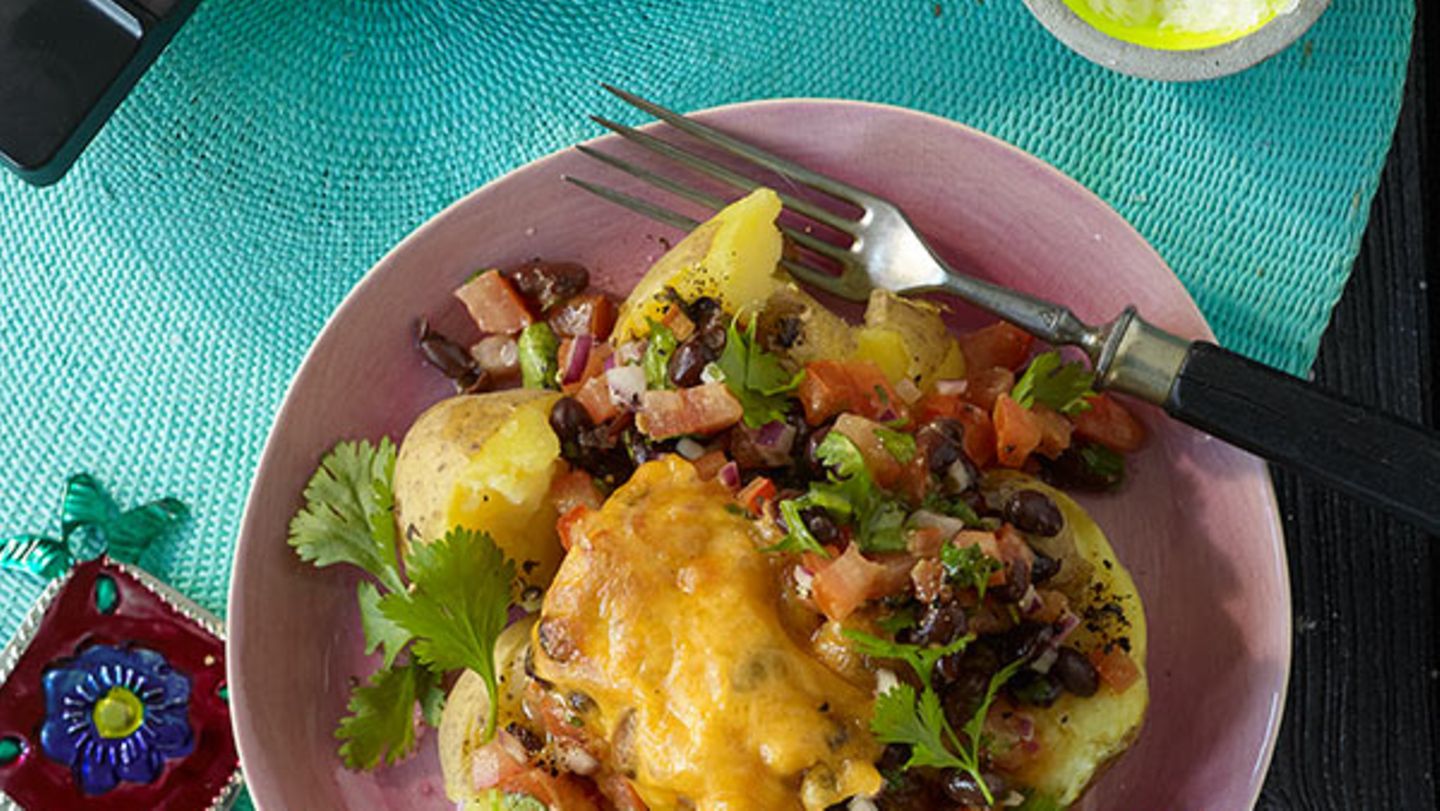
[1165,341,1440,535]
[0,0,200,186]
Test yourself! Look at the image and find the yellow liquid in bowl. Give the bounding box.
[1062,0,1290,50]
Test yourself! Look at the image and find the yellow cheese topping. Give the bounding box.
[532,457,882,811]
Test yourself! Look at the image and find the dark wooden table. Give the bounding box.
[1256,5,1437,809]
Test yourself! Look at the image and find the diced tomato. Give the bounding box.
[691,449,729,480]
[455,270,534,335]
[797,360,904,425]
[548,292,617,340]
[993,393,1042,468]
[556,504,591,551]
[575,374,620,423]
[996,523,1036,582]
[964,366,1015,412]
[1031,404,1074,459]
[832,413,903,488]
[636,383,744,439]
[910,557,945,603]
[913,393,995,467]
[469,730,530,791]
[1073,393,1147,453]
[956,322,1034,372]
[498,768,603,811]
[811,543,891,622]
[736,477,777,515]
[907,526,947,557]
[550,467,602,515]
[1089,646,1141,693]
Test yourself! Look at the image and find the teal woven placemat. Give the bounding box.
[0,0,1411,806]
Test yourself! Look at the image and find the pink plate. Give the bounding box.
[228,99,1290,811]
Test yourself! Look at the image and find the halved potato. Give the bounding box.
[438,617,537,802]
[393,389,563,591]
[613,188,788,340]
[862,290,962,388]
[755,283,857,364]
[983,471,1149,808]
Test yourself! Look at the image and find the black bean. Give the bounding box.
[916,418,965,474]
[622,427,668,465]
[1008,669,1062,707]
[416,319,477,380]
[942,770,988,805]
[549,397,594,442]
[667,339,715,387]
[801,506,840,544]
[1003,490,1064,536]
[914,600,968,646]
[685,296,727,335]
[994,621,1054,664]
[1031,552,1061,584]
[1052,646,1100,697]
[506,260,589,312]
[988,554,1032,604]
[1038,442,1125,491]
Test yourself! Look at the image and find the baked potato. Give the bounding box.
[438,617,537,802]
[613,188,788,340]
[393,389,564,591]
[983,471,1149,808]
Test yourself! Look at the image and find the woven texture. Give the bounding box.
[0,0,1411,806]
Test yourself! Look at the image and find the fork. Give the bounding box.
[568,85,1440,536]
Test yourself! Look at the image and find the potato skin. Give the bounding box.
[393,389,563,589]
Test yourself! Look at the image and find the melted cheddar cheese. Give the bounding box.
[532,457,882,811]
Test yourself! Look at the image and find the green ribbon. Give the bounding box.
[0,474,189,581]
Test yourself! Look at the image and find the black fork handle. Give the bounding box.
[1163,342,1440,535]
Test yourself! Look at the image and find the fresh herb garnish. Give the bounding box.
[517,322,560,390]
[475,791,549,811]
[380,527,514,740]
[875,426,917,463]
[287,439,405,594]
[1079,442,1125,483]
[843,629,972,687]
[289,440,520,769]
[876,605,919,635]
[1011,351,1095,414]
[940,541,1003,601]
[335,661,438,770]
[642,318,678,389]
[859,624,1026,807]
[770,433,908,555]
[713,316,804,427]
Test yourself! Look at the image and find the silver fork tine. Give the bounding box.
[590,115,857,236]
[575,146,855,267]
[603,84,875,207]
[562,176,699,231]
[564,172,859,300]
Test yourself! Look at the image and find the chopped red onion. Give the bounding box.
[1054,609,1081,644]
[894,377,922,404]
[676,437,707,460]
[877,407,898,422]
[717,461,742,490]
[606,365,647,410]
[560,335,593,385]
[907,509,966,538]
[945,459,975,492]
[471,334,519,377]
[1030,647,1059,674]
[935,379,968,397]
[1019,584,1043,616]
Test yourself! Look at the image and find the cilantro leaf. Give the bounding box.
[875,427,916,463]
[357,581,413,669]
[940,541,1003,601]
[642,319,678,389]
[959,658,1027,789]
[876,605,918,635]
[814,430,867,478]
[842,629,972,690]
[1079,442,1126,485]
[790,433,909,553]
[335,662,436,770]
[288,439,405,594]
[1011,351,1096,414]
[380,528,514,739]
[766,499,830,556]
[714,318,804,427]
[871,683,966,771]
[475,791,549,811]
